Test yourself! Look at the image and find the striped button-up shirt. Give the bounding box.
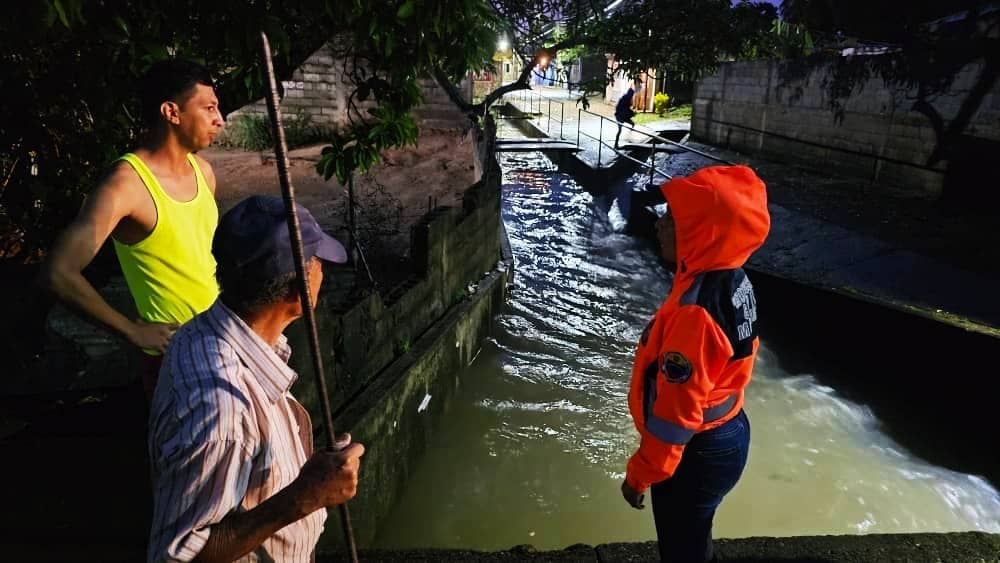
[148,300,325,562]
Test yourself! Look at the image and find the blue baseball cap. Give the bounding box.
[213,195,348,279]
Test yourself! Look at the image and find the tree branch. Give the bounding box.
[429,33,588,120]
[926,48,1000,165]
[474,53,543,114]
[431,66,475,114]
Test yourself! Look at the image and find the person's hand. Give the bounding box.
[128,319,180,352]
[292,434,365,514]
[621,480,645,510]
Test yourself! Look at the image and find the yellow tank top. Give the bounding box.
[113,153,220,353]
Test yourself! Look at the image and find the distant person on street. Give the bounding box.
[620,166,770,563]
[148,195,364,562]
[39,59,225,400]
[614,81,639,149]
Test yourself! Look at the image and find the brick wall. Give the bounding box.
[692,60,1000,198]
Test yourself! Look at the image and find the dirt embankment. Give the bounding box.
[207,129,476,229]
[204,128,477,290]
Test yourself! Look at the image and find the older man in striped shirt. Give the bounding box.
[148,195,364,562]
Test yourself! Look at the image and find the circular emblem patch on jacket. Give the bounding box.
[661,351,693,383]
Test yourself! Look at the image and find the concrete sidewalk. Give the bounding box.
[501,88,1000,336]
[663,146,1000,336]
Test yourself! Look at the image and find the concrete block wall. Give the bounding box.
[228,44,470,130]
[692,59,1000,198]
[229,45,349,125]
[321,253,508,550]
[284,119,506,549]
[417,75,473,130]
[289,152,501,421]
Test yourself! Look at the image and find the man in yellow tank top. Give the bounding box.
[40,60,224,399]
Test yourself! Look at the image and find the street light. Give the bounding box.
[497,37,510,51]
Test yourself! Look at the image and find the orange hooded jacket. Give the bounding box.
[625,165,770,494]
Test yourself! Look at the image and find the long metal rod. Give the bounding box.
[560,104,564,140]
[259,32,360,563]
[350,175,376,288]
[598,117,603,164]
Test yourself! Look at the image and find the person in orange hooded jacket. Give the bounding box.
[620,165,770,562]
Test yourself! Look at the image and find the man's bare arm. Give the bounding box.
[38,165,177,351]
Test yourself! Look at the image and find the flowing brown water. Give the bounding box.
[375,151,1000,550]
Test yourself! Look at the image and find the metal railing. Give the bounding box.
[576,108,734,185]
[493,91,531,139]
[509,89,543,115]
[498,91,733,186]
[576,109,673,183]
[547,99,566,139]
[503,90,567,140]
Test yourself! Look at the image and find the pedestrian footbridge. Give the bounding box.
[494,139,581,152]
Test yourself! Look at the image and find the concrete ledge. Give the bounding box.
[317,532,1000,561]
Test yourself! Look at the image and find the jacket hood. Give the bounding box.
[660,165,770,276]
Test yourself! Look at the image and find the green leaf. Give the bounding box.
[320,154,335,180]
[397,1,415,20]
[336,159,346,184]
[53,0,70,28]
[114,16,129,35]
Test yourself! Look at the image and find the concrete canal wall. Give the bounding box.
[300,119,515,549]
[691,59,1000,202]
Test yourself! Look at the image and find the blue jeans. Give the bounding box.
[650,409,750,563]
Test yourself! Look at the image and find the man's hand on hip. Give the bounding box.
[128,318,180,352]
